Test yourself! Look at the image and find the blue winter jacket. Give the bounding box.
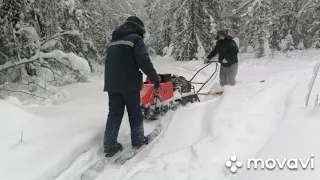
[104,23,159,92]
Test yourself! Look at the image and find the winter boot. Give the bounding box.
[210,82,225,93]
[104,142,123,157]
[132,136,148,150]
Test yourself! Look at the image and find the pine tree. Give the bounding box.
[234,0,272,58]
[167,0,221,61]
[220,0,242,35]
[144,0,174,55]
[304,0,320,48]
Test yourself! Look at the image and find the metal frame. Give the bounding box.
[188,61,219,94]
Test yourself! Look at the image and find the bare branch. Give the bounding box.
[0,51,10,61]
[0,88,46,99]
[40,30,80,46]
[0,53,40,72]
[0,50,82,75]
[38,62,62,77]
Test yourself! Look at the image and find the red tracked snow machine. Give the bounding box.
[140,61,221,120]
[140,74,200,120]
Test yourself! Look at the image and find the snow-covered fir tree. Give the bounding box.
[0,0,147,99]
[305,0,320,49]
[234,0,272,58]
[280,30,295,52]
[162,0,222,61]
[144,0,174,55]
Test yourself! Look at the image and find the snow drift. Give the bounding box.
[0,94,104,180]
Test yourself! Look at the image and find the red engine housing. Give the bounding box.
[140,75,174,106]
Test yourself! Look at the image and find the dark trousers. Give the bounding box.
[103,90,144,150]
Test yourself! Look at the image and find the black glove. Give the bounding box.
[152,81,161,90]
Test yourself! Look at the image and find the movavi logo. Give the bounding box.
[225,154,315,173]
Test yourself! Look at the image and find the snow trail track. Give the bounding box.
[103,77,297,180]
[54,57,313,180]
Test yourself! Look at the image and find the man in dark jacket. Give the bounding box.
[103,16,160,157]
[204,30,239,86]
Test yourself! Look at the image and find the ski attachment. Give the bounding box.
[111,123,163,165]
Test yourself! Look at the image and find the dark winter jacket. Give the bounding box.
[207,38,239,67]
[103,21,159,92]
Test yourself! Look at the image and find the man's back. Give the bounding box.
[104,22,158,92]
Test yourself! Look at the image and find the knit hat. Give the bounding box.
[125,16,146,33]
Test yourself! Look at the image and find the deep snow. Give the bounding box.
[0,50,320,180]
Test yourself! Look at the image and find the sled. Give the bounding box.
[197,92,223,96]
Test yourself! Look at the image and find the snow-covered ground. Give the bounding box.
[1,50,320,180]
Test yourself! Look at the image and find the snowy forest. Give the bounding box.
[0,0,319,102]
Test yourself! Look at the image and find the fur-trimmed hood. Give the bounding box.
[215,29,233,40]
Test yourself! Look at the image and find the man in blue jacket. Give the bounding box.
[204,30,239,86]
[103,16,160,157]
